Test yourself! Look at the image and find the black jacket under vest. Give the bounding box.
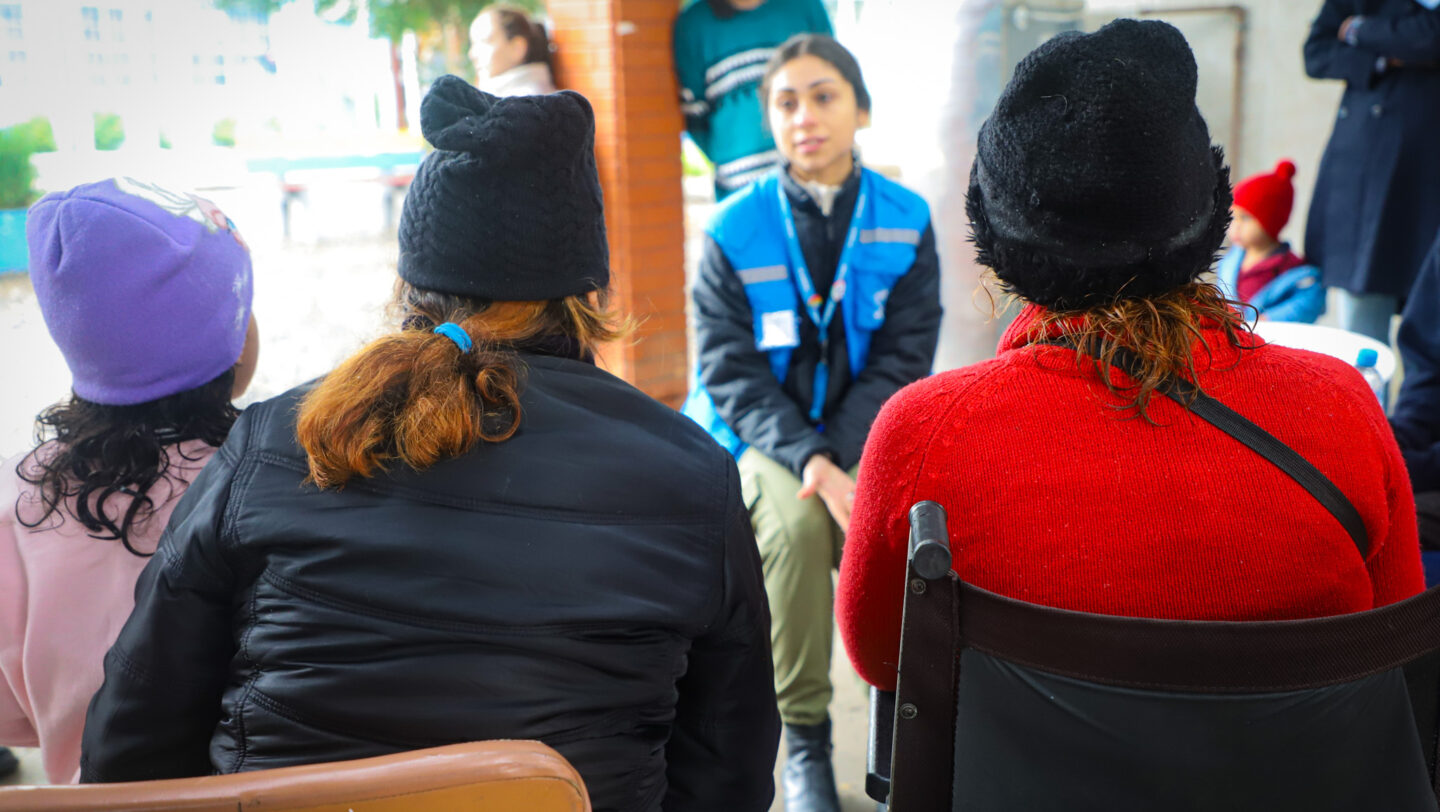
[692,168,943,477]
[79,351,780,812]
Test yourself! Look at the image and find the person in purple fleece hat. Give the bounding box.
[0,177,259,784]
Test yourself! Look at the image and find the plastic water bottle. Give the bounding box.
[1356,348,1385,403]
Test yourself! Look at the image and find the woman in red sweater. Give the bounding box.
[836,19,1426,692]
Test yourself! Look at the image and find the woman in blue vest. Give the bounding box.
[682,33,941,812]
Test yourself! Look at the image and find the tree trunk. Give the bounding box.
[390,39,408,131]
[441,15,467,77]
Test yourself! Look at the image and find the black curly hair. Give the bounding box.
[14,369,239,556]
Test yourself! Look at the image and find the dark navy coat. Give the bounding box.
[1304,0,1440,300]
[1393,230,1440,492]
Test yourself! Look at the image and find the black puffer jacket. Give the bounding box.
[80,351,779,812]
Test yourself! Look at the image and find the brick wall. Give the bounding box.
[550,0,689,408]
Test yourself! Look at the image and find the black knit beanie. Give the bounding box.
[399,75,609,301]
[967,19,1231,310]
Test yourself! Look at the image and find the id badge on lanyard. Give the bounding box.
[776,174,868,424]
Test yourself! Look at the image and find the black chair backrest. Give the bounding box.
[870,501,1440,812]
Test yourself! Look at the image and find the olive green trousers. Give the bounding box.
[737,448,849,727]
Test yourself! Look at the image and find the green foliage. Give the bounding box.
[0,117,55,209]
[94,113,125,151]
[211,0,540,42]
[213,117,237,147]
[212,0,284,15]
[681,137,713,178]
[7,118,55,153]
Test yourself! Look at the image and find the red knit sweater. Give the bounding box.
[837,305,1426,691]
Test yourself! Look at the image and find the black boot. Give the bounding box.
[783,717,841,812]
[0,746,18,779]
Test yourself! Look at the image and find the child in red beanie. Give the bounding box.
[1217,160,1324,322]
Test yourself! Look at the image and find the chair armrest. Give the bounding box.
[866,687,896,803]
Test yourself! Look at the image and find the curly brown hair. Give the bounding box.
[296,281,628,489]
[1020,280,1255,420]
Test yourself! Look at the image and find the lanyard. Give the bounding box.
[775,171,868,423]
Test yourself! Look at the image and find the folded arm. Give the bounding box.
[1305,0,1384,85]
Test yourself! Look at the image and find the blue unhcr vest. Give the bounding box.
[682,168,931,457]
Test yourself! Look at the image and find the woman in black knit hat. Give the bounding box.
[79,76,780,812]
[839,11,1424,771]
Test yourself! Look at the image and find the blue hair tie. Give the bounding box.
[433,322,473,353]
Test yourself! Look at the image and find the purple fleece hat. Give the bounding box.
[26,177,253,406]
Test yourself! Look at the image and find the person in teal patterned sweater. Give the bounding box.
[674,0,832,199]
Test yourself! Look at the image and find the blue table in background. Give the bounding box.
[246,152,424,237]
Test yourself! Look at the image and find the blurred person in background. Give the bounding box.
[1215,160,1324,323]
[470,3,556,96]
[674,0,832,199]
[1,178,257,784]
[79,78,779,812]
[683,34,941,812]
[1391,229,1440,555]
[1303,0,1440,344]
[840,17,1423,706]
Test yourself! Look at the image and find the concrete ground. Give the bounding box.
[771,631,878,812]
[0,747,40,787]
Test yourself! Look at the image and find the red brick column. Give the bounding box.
[550,0,688,408]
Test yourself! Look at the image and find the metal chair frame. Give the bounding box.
[868,501,1440,812]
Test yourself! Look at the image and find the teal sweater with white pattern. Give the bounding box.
[673,0,831,198]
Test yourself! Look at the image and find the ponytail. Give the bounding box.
[296,282,626,489]
[491,4,554,76]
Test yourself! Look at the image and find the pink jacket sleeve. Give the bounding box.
[0,473,40,747]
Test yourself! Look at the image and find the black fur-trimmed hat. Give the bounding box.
[399,75,608,301]
[966,18,1231,310]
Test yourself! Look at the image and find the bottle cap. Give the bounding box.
[1356,348,1379,368]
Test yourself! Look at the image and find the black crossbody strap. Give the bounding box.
[1045,340,1369,558]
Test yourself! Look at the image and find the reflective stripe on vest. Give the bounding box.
[682,168,930,457]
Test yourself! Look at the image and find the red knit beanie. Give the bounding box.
[1233,159,1296,240]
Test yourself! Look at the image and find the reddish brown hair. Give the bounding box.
[296,281,627,489]
[1020,280,1253,420]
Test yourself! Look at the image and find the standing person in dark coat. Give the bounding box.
[1392,230,1440,550]
[78,76,780,812]
[1303,0,1440,344]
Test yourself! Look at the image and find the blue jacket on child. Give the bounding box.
[683,166,942,476]
[1216,245,1325,323]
